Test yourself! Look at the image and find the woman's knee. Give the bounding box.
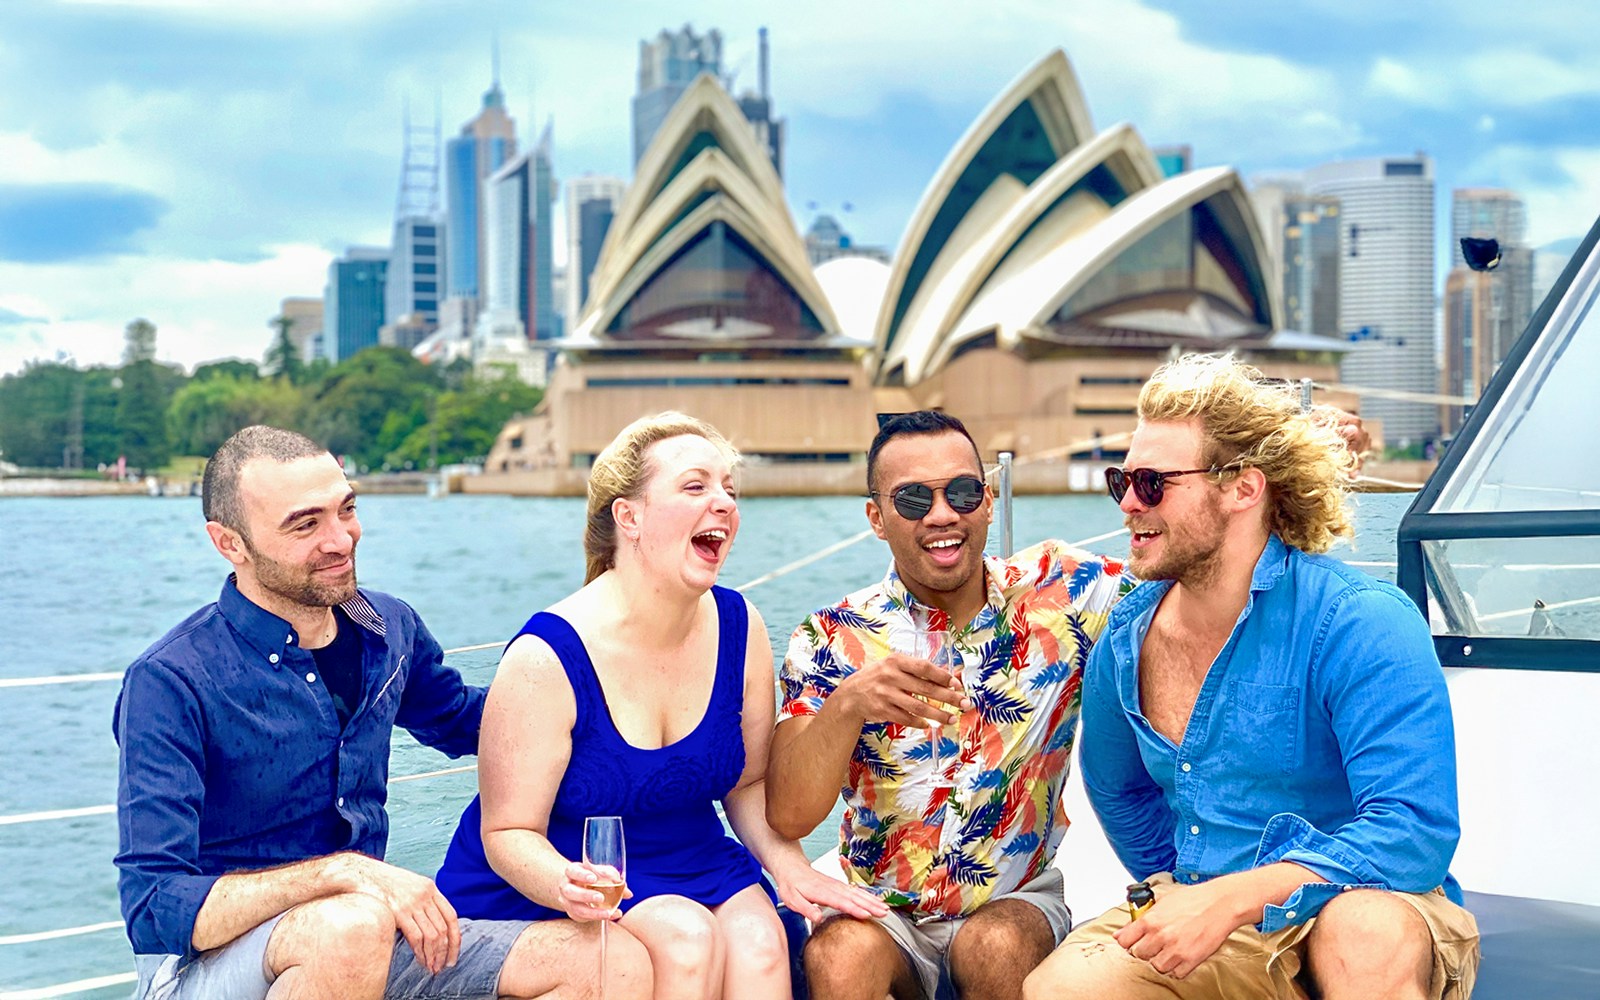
[719,902,787,975]
[632,897,723,976]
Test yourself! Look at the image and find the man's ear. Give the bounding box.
[866,497,888,541]
[205,521,250,567]
[1229,466,1270,514]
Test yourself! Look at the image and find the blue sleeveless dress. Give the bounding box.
[435,585,771,919]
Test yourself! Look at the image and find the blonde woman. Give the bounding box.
[436,412,885,999]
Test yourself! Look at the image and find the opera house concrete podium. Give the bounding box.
[474,51,1350,494]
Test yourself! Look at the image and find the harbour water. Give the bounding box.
[0,491,1413,995]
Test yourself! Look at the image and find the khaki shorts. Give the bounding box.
[817,867,1072,1000]
[1041,873,1480,1000]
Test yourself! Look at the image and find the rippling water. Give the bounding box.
[0,491,1412,994]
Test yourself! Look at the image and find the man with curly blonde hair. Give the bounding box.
[1024,354,1480,1000]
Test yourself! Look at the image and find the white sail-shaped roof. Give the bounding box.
[874,50,1095,364]
[573,74,840,343]
[874,49,1283,386]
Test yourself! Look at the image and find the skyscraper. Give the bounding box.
[387,106,445,336]
[1441,188,1535,434]
[324,247,389,363]
[445,77,517,304]
[1281,195,1341,340]
[632,25,784,176]
[478,125,557,346]
[1305,155,1438,446]
[632,25,723,168]
[565,173,626,330]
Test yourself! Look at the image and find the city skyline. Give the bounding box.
[3,0,1600,375]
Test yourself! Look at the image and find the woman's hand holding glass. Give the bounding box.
[557,859,631,921]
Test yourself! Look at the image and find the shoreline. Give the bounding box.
[2,459,1434,499]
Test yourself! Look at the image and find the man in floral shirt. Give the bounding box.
[766,411,1131,1000]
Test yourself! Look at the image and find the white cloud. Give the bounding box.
[1368,48,1600,111]
[1516,149,1600,246]
[0,243,332,373]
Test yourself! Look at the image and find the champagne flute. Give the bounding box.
[901,628,959,787]
[583,816,626,1000]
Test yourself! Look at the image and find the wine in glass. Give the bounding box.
[900,628,959,787]
[583,816,626,1000]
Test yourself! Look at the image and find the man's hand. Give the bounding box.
[328,853,461,975]
[1113,879,1247,980]
[1313,405,1371,474]
[836,652,969,727]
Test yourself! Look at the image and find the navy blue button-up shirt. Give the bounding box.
[1082,535,1463,931]
[113,577,484,958]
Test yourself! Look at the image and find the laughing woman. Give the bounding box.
[435,412,885,999]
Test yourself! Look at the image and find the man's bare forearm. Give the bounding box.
[189,852,361,952]
[1213,862,1325,926]
[766,695,865,840]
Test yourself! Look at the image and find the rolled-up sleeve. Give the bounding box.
[1255,587,1459,929]
[1081,639,1178,880]
[114,659,220,958]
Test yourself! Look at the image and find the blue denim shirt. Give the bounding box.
[113,577,484,958]
[1081,535,1463,931]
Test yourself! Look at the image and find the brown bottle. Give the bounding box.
[1126,881,1155,921]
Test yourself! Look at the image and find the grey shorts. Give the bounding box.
[817,867,1072,1000]
[134,913,530,1000]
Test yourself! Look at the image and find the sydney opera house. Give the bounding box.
[472,50,1352,494]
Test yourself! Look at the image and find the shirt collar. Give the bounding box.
[880,555,1007,627]
[1109,533,1293,630]
[217,574,387,668]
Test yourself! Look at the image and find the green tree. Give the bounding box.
[115,319,176,473]
[0,361,78,467]
[301,346,440,470]
[168,374,302,457]
[193,359,261,383]
[264,315,304,384]
[386,369,543,469]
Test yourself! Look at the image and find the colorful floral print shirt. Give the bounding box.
[778,540,1132,919]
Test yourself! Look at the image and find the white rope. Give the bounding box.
[0,642,506,690]
[0,973,137,999]
[732,529,877,592]
[0,922,123,947]
[0,672,123,690]
[0,805,114,827]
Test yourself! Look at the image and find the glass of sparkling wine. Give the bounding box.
[904,629,958,787]
[583,816,626,1000]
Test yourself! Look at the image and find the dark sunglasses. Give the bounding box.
[872,475,987,520]
[1105,466,1219,507]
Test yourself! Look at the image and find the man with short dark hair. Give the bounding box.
[115,425,647,999]
[766,411,1132,1000]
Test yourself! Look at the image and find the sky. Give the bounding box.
[2,0,1599,375]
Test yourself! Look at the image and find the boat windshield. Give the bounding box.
[1401,222,1600,649]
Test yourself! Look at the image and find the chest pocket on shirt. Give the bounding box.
[1230,680,1300,775]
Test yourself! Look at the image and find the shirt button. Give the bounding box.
[1181,762,1192,772]
[1286,910,1297,920]
[1341,884,1353,892]
[336,796,345,808]
[1189,825,1200,835]
[268,653,279,664]
[306,672,316,683]
[286,634,295,645]
[1189,873,1200,882]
